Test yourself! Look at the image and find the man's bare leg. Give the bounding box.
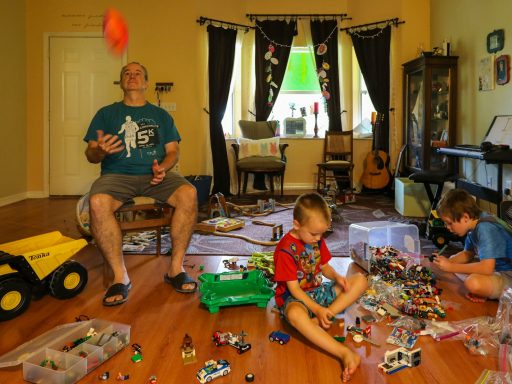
[166,184,198,291]
[89,193,128,303]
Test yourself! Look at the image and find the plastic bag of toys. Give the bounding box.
[497,287,512,372]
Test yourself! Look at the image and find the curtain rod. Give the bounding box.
[246,13,350,22]
[197,16,253,32]
[340,17,404,32]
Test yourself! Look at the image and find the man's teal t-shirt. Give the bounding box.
[83,102,180,175]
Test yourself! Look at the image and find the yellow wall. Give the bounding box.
[8,0,490,202]
[0,0,26,203]
[431,0,512,188]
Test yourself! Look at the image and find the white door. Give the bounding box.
[49,36,123,195]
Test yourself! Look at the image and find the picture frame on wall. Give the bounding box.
[496,55,510,85]
[478,55,495,91]
[487,29,505,53]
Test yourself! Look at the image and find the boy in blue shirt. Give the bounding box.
[434,189,512,302]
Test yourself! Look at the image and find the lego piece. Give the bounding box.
[269,330,291,345]
[99,372,109,380]
[197,359,231,383]
[386,327,419,349]
[213,330,251,354]
[181,334,197,365]
[245,373,255,382]
[378,347,421,374]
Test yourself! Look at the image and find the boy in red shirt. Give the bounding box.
[274,193,367,382]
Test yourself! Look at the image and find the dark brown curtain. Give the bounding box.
[208,25,237,195]
[311,19,342,132]
[351,25,391,153]
[255,20,296,121]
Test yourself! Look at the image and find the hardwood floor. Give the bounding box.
[0,197,500,383]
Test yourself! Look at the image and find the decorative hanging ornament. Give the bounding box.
[318,69,327,79]
[317,43,328,55]
[322,90,331,100]
[270,57,279,65]
[268,44,275,53]
[264,51,272,60]
[322,62,330,70]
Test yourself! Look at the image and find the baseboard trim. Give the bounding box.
[0,192,29,207]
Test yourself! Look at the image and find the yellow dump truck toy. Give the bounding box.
[0,231,88,321]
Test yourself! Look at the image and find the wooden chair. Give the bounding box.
[103,197,174,286]
[316,130,355,193]
[115,197,174,257]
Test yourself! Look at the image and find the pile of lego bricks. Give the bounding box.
[368,246,446,320]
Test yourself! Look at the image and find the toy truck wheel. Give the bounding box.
[269,336,274,342]
[49,260,88,299]
[432,233,447,248]
[0,278,31,321]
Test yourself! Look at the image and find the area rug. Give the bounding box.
[124,194,437,257]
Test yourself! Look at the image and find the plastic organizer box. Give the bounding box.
[0,318,130,384]
[199,270,274,313]
[349,221,420,271]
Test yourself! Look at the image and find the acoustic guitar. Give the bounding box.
[361,113,391,190]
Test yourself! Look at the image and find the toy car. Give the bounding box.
[0,231,88,321]
[268,330,290,345]
[196,359,231,383]
[212,330,251,354]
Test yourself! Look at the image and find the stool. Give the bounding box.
[103,197,174,286]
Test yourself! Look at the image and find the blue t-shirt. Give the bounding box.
[464,213,512,272]
[83,102,181,175]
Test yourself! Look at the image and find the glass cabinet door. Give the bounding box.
[429,67,450,170]
[403,56,458,173]
[406,69,424,169]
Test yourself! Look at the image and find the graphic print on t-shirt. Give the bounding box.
[117,116,161,158]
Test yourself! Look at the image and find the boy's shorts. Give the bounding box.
[279,281,337,321]
[455,271,512,299]
[89,172,191,204]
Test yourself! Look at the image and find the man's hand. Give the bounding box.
[314,306,335,329]
[96,130,124,156]
[151,159,166,185]
[433,255,453,272]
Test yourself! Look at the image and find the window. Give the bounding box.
[352,50,375,138]
[270,47,328,137]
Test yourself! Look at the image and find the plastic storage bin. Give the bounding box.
[349,221,420,271]
[394,177,436,217]
[0,319,130,384]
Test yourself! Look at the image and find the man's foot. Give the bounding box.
[465,292,487,303]
[339,349,360,382]
[103,282,132,306]
[164,272,197,293]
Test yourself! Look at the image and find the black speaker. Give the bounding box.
[480,141,494,152]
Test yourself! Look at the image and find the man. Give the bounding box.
[84,62,197,306]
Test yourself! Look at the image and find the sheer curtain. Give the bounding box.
[207,25,237,195]
[350,25,391,152]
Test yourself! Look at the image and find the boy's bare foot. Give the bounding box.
[339,349,361,382]
[465,292,487,303]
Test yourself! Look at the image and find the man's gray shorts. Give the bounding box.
[89,172,191,204]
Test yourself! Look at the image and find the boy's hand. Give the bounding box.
[335,275,349,292]
[315,307,335,329]
[433,255,453,272]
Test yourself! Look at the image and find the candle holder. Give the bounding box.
[313,112,319,138]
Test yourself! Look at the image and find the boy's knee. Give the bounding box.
[352,273,368,289]
[285,303,308,326]
[464,275,482,292]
